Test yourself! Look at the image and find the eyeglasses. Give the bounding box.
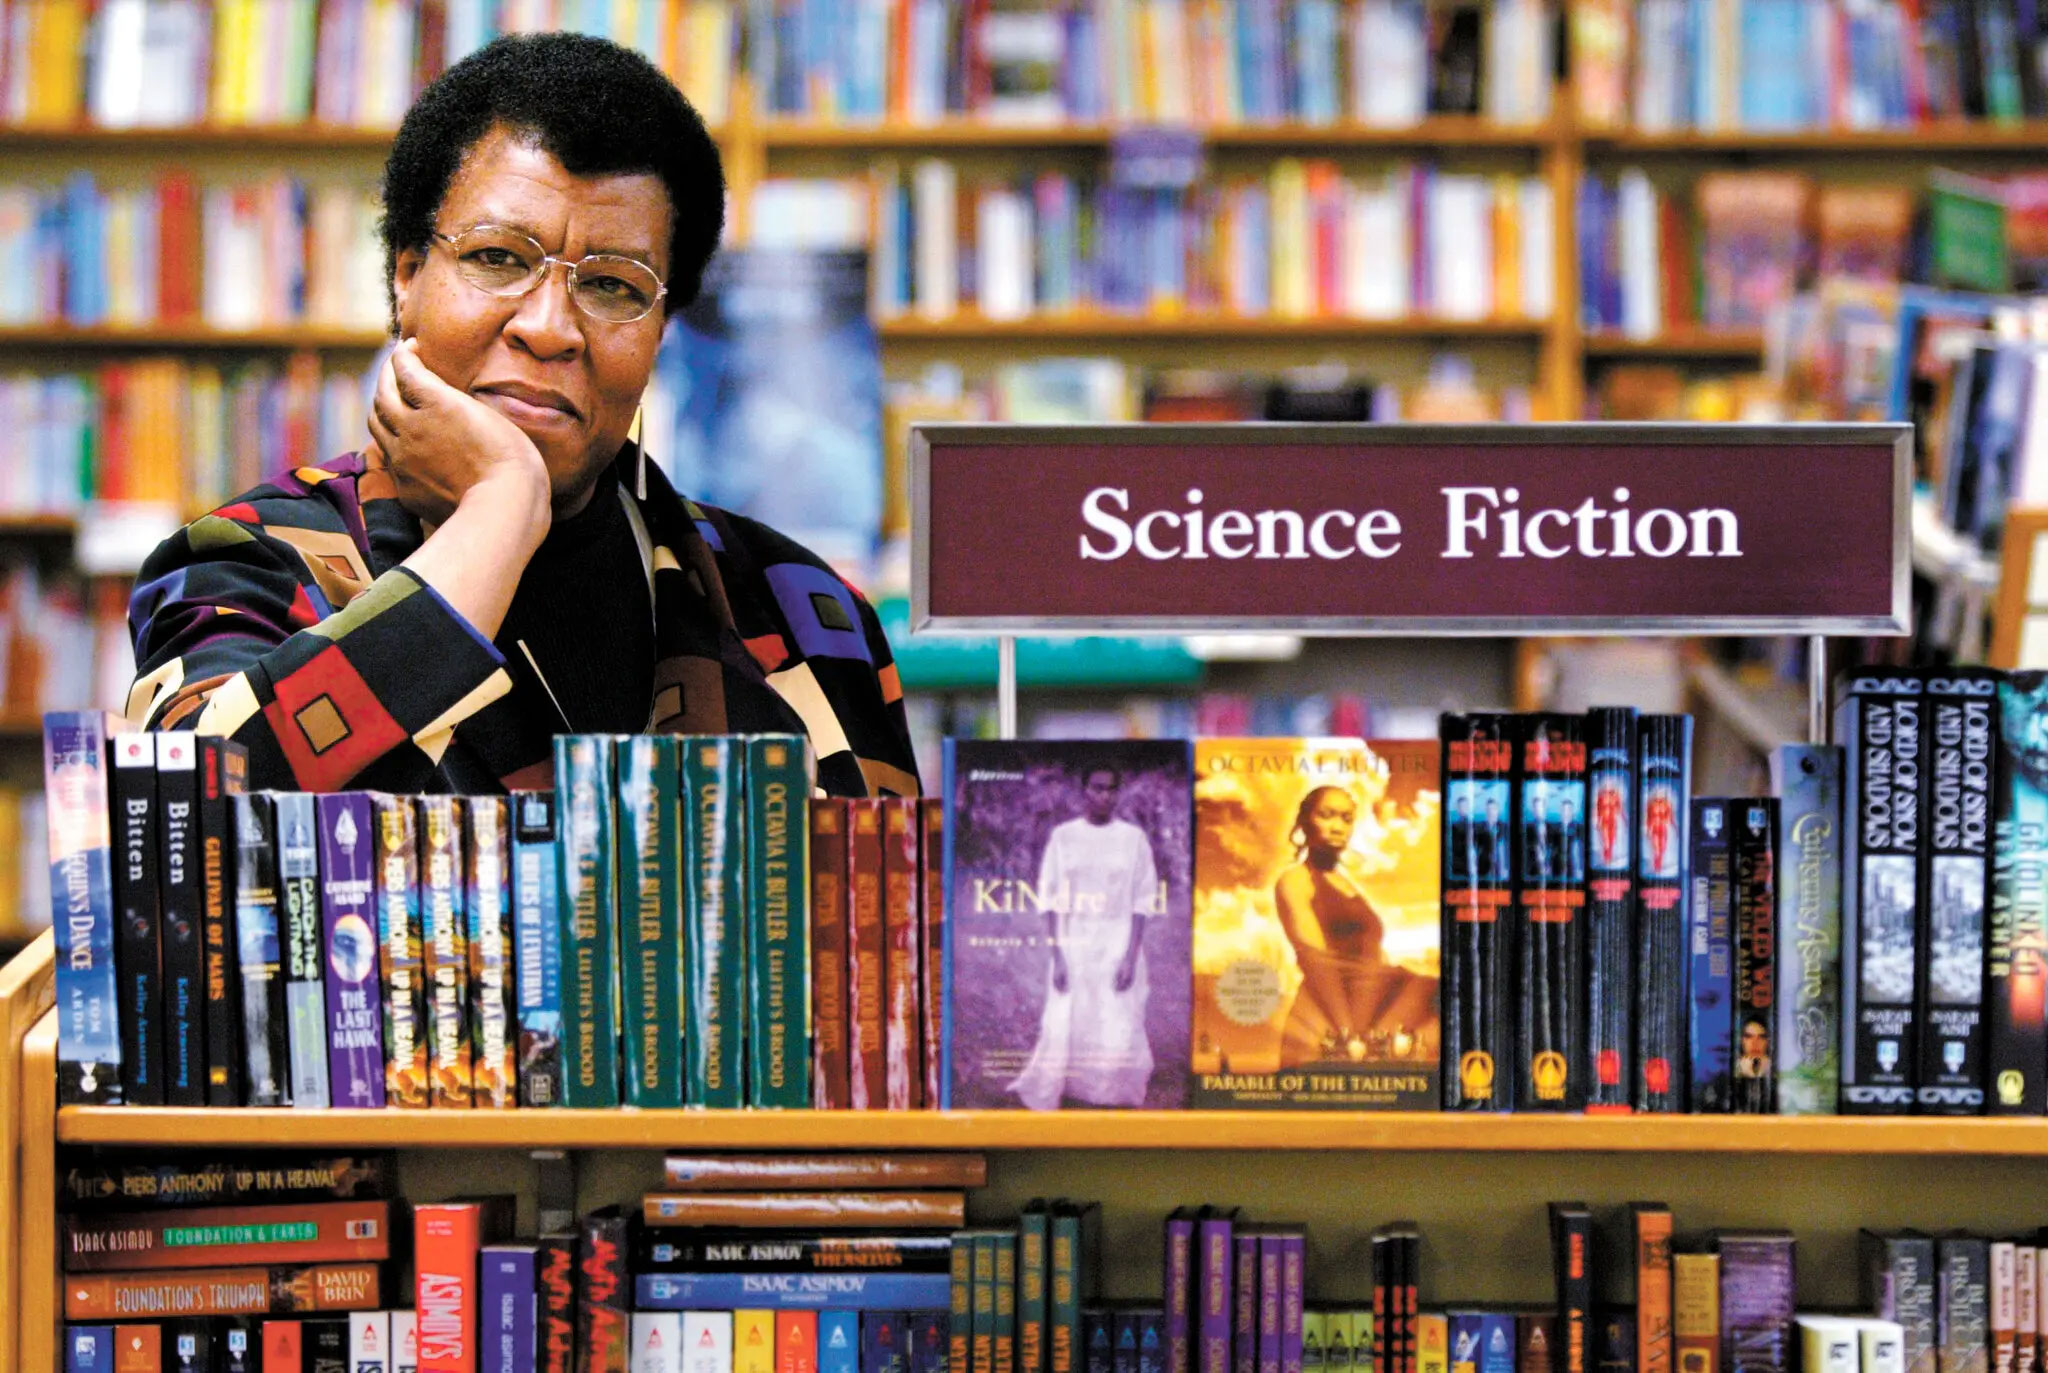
[431,224,669,323]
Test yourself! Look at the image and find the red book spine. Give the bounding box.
[882,799,924,1110]
[918,798,944,1109]
[777,1311,819,1373]
[810,799,851,1109]
[847,799,888,1110]
[538,1232,577,1373]
[262,1323,300,1373]
[65,1264,381,1320]
[579,1207,630,1373]
[63,1199,392,1271]
[117,1325,165,1373]
[415,1203,484,1373]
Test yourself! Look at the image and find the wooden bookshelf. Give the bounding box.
[0,323,389,349]
[4,935,53,1373]
[1597,122,2048,154]
[760,116,1555,150]
[0,513,78,537]
[879,313,1548,342]
[1582,328,1768,359]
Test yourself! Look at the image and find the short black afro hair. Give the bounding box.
[378,32,725,326]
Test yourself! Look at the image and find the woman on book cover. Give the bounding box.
[124,34,918,802]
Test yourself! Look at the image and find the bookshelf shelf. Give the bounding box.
[1595,123,2048,154]
[0,324,389,349]
[51,1106,2048,1155]
[759,117,1555,150]
[878,314,1548,342]
[0,514,77,536]
[1581,329,1767,358]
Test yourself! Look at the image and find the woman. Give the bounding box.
[124,34,919,800]
[1273,785,1430,1067]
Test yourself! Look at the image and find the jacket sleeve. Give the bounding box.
[125,510,513,792]
[851,584,923,798]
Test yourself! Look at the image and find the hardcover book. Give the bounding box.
[374,794,428,1110]
[466,796,517,1109]
[156,729,204,1106]
[848,798,887,1108]
[1442,713,1513,1111]
[315,793,384,1107]
[60,1154,389,1210]
[556,734,622,1107]
[1940,1237,1991,1373]
[1990,673,2048,1115]
[746,734,813,1108]
[1689,799,1736,1113]
[1585,706,1639,1111]
[1192,738,1438,1110]
[1918,671,1998,1113]
[276,793,330,1110]
[61,1199,392,1271]
[1863,1231,1938,1373]
[111,731,164,1104]
[1514,715,1587,1111]
[1635,714,1694,1113]
[418,795,473,1109]
[1732,799,1780,1114]
[921,797,946,1107]
[1716,1233,1796,1373]
[683,735,746,1108]
[1673,1253,1719,1373]
[580,1207,632,1373]
[883,795,923,1108]
[537,1231,577,1373]
[945,738,1194,1110]
[810,798,852,1109]
[618,736,684,1108]
[197,735,248,1106]
[232,792,287,1107]
[1770,745,1845,1116]
[511,791,565,1108]
[64,1264,383,1320]
[416,1198,514,1373]
[1549,1204,1593,1373]
[480,1243,537,1373]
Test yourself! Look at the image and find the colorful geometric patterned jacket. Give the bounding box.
[125,446,922,799]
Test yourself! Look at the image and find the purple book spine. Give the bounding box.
[483,1243,538,1373]
[1233,1235,1259,1373]
[1166,1214,1196,1373]
[1279,1235,1304,1373]
[315,792,385,1107]
[1258,1236,1282,1373]
[1199,1216,1235,1373]
[1718,1234,1796,1373]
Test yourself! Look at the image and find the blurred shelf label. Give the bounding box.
[76,502,180,576]
[879,596,1204,690]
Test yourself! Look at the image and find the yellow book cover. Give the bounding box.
[680,0,733,123]
[736,1310,776,1373]
[32,0,88,124]
[1269,160,1311,320]
[0,789,21,939]
[207,0,240,121]
[1418,1314,1449,1373]
[1191,738,1440,1109]
[1493,175,1522,319]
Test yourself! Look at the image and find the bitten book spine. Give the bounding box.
[579,1207,632,1373]
[1440,712,1514,1112]
[316,792,385,1109]
[467,795,518,1110]
[41,712,127,1104]
[920,797,945,1109]
[373,795,428,1110]
[1838,672,1925,1115]
[1584,706,1638,1111]
[111,732,164,1104]
[1635,714,1693,1113]
[746,734,813,1109]
[683,735,745,1108]
[882,796,923,1110]
[1990,674,2048,1115]
[418,795,473,1109]
[1514,713,1588,1111]
[1770,744,1844,1116]
[847,798,888,1110]
[618,736,684,1109]
[1688,799,1735,1114]
[232,792,288,1107]
[1917,671,1998,1114]
[513,791,565,1108]
[197,735,248,1106]
[156,729,204,1106]
[275,792,330,1110]
[810,799,853,1110]
[556,734,622,1108]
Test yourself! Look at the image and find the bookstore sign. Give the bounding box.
[910,423,1912,636]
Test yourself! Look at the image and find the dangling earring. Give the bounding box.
[628,403,648,499]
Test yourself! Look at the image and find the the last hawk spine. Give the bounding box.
[1917,669,1998,1115]
[1634,713,1693,1113]
[1441,712,1514,1111]
[1584,706,1638,1112]
[1838,671,1924,1115]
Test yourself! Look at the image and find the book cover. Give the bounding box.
[910,1313,946,1373]
[1770,745,1845,1116]
[1716,1233,1795,1373]
[110,731,163,1104]
[998,1231,1022,1373]
[1165,1209,1196,1373]
[746,734,813,1108]
[1550,1204,1593,1373]
[921,797,946,1107]
[1442,713,1514,1111]
[62,1198,392,1271]
[197,735,248,1105]
[1191,738,1438,1110]
[821,1312,858,1373]
[537,1231,578,1373]
[1990,673,2048,1114]
[466,796,517,1109]
[1838,670,1926,1114]
[418,795,473,1109]
[1054,1203,1101,1373]
[636,1229,955,1271]
[883,795,924,1108]
[867,1314,910,1373]
[1732,799,1780,1114]
[64,1264,383,1320]
[232,792,287,1106]
[315,793,384,1108]
[416,1199,512,1373]
[810,798,852,1108]
[618,735,684,1108]
[682,1314,733,1373]
[1635,1204,1674,1373]
[1515,715,1588,1110]
[737,1311,774,1373]
[1199,1209,1237,1373]
[1635,714,1694,1113]
[1919,671,1998,1113]
[275,792,330,1110]
[1864,1232,1938,1373]
[1689,799,1736,1113]
[1585,705,1639,1111]
[848,798,887,1109]
[580,1206,632,1373]
[634,1315,683,1373]
[782,1312,821,1373]
[974,1231,997,1373]
[682,735,746,1108]
[350,1315,390,1373]
[155,730,203,1106]
[556,734,622,1107]
[1673,1252,1719,1373]
[512,791,565,1108]
[1940,1237,1991,1373]
[1024,1203,1052,1373]
[945,739,1194,1109]
[372,794,428,1110]
[481,1243,536,1373]
[1994,1244,2017,1373]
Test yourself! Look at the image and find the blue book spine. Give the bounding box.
[482,1244,538,1373]
[44,711,124,1104]
[1688,798,1735,1112]
[821,1311,862,1373]
[866,1311,912,1373]
[1136,1312,1166,1373]
[635,1272,955,1311]
[909,1311,950,1373]
[67,1326,114,1373]
[1477,1315,1514,1373]
[315,792,385,1107]
[513,790,564,1107]
[1449,1314,1484,1373]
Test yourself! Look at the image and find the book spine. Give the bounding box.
[415,1203,482,1373]
[782,1312,822,1373]
[1770,744,1844,1116]
[156,730,204,1106]
[810,799,853,1109]
[1440,711,1514,1110]
[973,1232,997,1373]
[315,792,384,1108]
[418,795,473,1109]
[1991,674,2048,1114]
[480,1245,537,1373]
[1839,672,1925,1115]
[1635,714,1693,1112]
[307,1317,351,1373]
[866,1313,909,1373]
[882,796,923,1109]
[1918,671,1998,1114]
[1672,1252,1719,1373]
[263,1321,298,1373]
[579,1209,632,1373]
[737,1310,775,1373]
[821,1312,859,1373]
[1165,1212,1195,1373]
[952,1231,974,1373]
[466,796,517,1110]
[1996,1244,2019,1373]
[746,734,813,1109]
[996,1233,1021,1373]
[660,1153,986,1189]
[556,734,621,1108]
[912,1312,948,1373]
[232,792,287,1107]
[1416,1315,1446,1373]
[633,1315,681,1373]
[275,793,330,1109]
[537,1232,578,1373]
[197,736,247,1106]
[1282,1234,1306,1373]
[393,1309,418,1373]
[1054,1209,1083,1373]
[2021,1246,2039,1373]
[110,732,164,1104]
[351,1313,392,1373]
[1866,1232,1938,1373]
[373,795,428,1110]
[1716,1236,1795,1373]
[63,1264,383,1320]
[1514,713,1588,1110]
[618,736,684,1108]
[1549,1204,1592,1373]
[1199,1215,1235,1373]
[67,1325,114,1373]
[683,735,746,1108]
[848,797,888,1108]
[1022,1208,1051,1373]
[635,1229,954,1272]
[1940,1239,1991,1373]
[1260,1235,1282,1373]
[62,1198,391,1271]
[1634,1205,1674,1373]
[1688,799,1735,1113]
[920,797,945,1108]
[1732,799,1780,1113]
[1517,1310,1553,1373]
[1584,705,1638,1110]
[1237,1234,1260,1373]
[513,791,566,1108]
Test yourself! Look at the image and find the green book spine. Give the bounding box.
[1052,1208,1082,1373]
[556,734,621,1108]
[1324,1314,1353,1373]
[1020,1204,1050,1373]
[1303,1313,1327,1373]
[618,736,684,1108]
[994,1231,1019,1373]
[951,1232,975,1373]
[744,734,813,1108]
[684,735,746,1107]
[973,1232,997,1373]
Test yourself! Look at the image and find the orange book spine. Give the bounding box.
[882,798,924,1110]
[919,798,944,1108]
[847,799,887,1109]
[810,799,851,1110]
[415,1203,484,1373]
[642,1191,968,1230]
[63,1199,393,1272]
[777,1311,819,1373]
[1634,1206,1673,1373]
[262,1322,300,1373]
[65,1263,381,1320]
[114,1325,164,1373]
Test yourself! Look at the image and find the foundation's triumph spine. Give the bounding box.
[1584,706,1638,1111]
[1440,712,1514,1111]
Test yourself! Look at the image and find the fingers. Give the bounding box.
[390,339,428,409]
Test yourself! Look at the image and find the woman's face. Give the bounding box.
[391,123,674,513]
[1307,792,1356,852]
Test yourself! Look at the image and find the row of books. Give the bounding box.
[0,174,385,331]
[0,562,131,722]
[874,161,1555,324]
[0,786,49,944]
[5,0,736,130]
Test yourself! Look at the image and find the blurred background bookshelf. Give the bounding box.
[9,0,2048,951]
